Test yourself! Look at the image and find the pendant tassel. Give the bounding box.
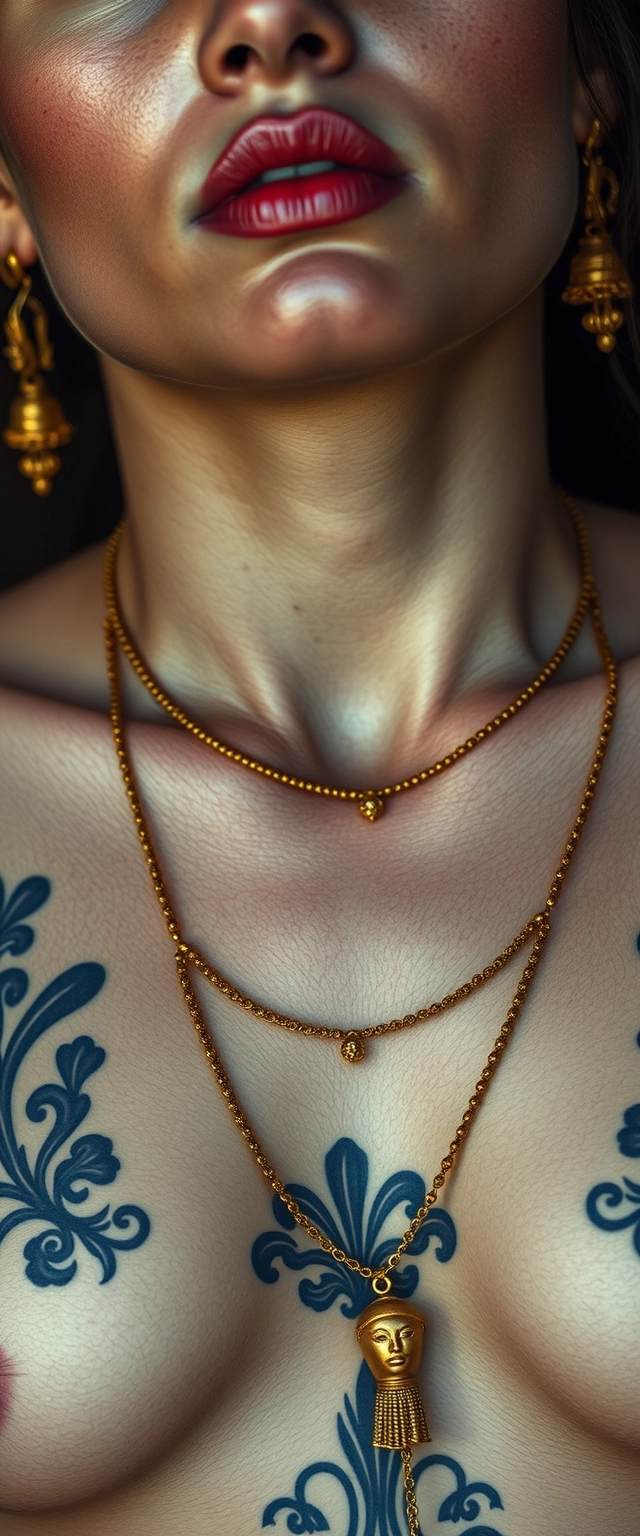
[372,1377,431,1450]
[356,1293,430,1535]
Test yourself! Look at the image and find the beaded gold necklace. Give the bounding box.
[104,531,617,1536]
[104,493,592,821]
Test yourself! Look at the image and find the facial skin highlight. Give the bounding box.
[0,0,580,390]
[14,0,172,45]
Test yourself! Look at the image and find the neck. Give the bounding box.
[103,292,581,784]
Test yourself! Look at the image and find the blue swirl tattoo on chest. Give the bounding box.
[586,932,640,1256]
[0,874,150,1287]
[252,1138,507,1534]
[251,1136,457,1318]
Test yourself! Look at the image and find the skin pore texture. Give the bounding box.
[0,1353,15,1434]
[0,1,639,1533]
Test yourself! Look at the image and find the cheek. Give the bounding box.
[447,0,565,94]
[400,0,576,274]
[384,0,569,123]
[0,46,117,227]
[0,23,182,243]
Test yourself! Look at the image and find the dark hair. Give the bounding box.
[569,0,640,382]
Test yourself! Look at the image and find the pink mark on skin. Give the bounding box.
[0,1349,15,1430]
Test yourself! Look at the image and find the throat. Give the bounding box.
[111,484,586,789]
[102,315,579,783]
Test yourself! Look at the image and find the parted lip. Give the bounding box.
[197,107,407,215]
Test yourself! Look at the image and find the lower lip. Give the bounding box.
[199,168,406,238]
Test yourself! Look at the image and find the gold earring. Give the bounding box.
[563,119,635,354]
[1,251,74,495]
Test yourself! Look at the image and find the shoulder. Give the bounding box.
[0,538,109,710]
[577,499,640,662]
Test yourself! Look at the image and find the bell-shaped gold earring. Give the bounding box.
[563,119,635,354]
[1,251,74,495]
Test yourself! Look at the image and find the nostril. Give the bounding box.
[224,43,253,72]
[293,33,328,60]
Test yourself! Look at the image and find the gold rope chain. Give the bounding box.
[105,496,597,1064]
[105,572,618,1289]
[181,917,544,1064]
[104,494,594,822]
[402,1450,422,1536]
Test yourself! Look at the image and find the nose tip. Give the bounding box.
[200,0,356,95]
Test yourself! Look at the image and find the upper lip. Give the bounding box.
[198,107,407,214]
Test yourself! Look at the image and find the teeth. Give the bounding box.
[256,161,337,186]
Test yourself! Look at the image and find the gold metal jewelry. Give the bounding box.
[563,119,635,353]
[104,499,598,1064]
[179,913,545,1063]
[104,494,594,822]
[105,544,617,1536]
[1,251,74,495]
[356,1296,431,1450]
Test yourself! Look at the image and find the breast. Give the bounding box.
[0,938,275,1512]
[0,681,639,1527]
[444,911,640,1453]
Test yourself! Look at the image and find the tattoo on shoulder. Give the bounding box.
[586,930,640,1258]
[0,873,151,1288]
[252,1137,508,1534]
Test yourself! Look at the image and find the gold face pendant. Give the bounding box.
[356,1296,431,1450]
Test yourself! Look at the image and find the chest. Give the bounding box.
[0,685,639,1523]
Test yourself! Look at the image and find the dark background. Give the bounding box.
[1,236,639,594]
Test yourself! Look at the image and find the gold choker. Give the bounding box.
[104,493,593,821]
[104,529,617,1536]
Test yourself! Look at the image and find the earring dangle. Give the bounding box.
[563,119,635,354]
[1,251,74,495]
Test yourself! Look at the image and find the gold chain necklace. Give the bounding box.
[180,913,546,1063]
[105,552,617,1535]
[104,493,593,822]
[104,497,598,1065]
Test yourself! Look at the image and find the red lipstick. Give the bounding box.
[197,108,408,238]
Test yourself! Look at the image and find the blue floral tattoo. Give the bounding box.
[253,1138,507,1533]
[586,933,640,1258]
[252,1136,457,1318]
[0,874,150,1287]
[263,1361,506,1535]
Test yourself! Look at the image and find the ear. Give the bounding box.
[0,153,38,268]
[572,68,618,146]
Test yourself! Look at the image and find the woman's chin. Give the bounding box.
[218,248,428,387]
[78,248,446,390]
